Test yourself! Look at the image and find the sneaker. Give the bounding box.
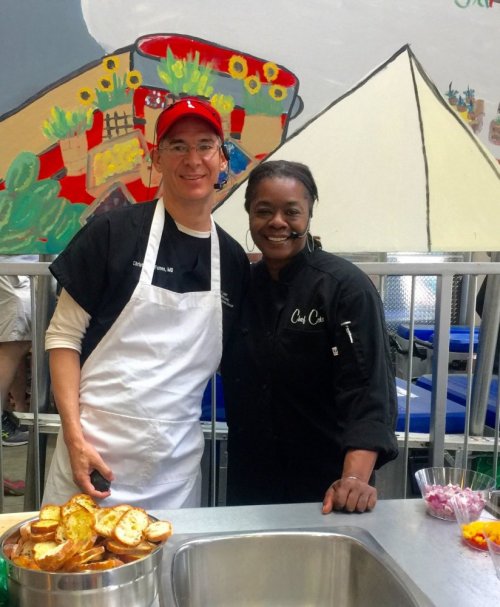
[3,478,25,496]
[1,412,29,446]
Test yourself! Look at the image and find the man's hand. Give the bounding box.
[322,476,377,514]
[67,439,114,500]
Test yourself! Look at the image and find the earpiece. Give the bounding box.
[221,144,230,161]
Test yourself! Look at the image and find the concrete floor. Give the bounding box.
[1,434,56,514]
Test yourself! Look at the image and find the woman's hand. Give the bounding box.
[322,476,377,514]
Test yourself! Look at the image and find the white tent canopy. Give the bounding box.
[214,45,500,253]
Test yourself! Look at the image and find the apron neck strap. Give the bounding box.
[141,199,165,283]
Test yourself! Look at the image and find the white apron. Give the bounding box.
[43,199,222,509]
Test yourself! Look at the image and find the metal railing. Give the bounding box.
[363,261,500,499]
[1,260,500,511]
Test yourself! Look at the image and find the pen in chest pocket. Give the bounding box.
[340,321,354,343]
[331,320,354,357]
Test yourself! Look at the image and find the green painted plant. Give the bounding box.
[226,55,289,116]
[242,74,288,116]
[0,152,86,254]
[77,56,143,112]
[157,47,215,98]
[94,72,134,111]
[42,106,94,141]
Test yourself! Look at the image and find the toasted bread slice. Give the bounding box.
[31,519,60,534]
[144,520,173,543]
[29,530,57,542]
[16,539,36,560]
[94,507,126,538]
[113,508,149,547]
[63,507,96,545]
[61,499,87,520]
[39,504,62,521]
[12,555,41,570]
[62,545,106,572]
[33,540,75,572]
[19,521,32,540]
[69,493,99,514]
[106,538,155,555]
[3,539,17,560]
[54,522,67,544]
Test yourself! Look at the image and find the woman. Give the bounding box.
[221,160,398,513]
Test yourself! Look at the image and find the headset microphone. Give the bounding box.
[289,230,308,239]
[214,178,228,191]
[289,216,311,240]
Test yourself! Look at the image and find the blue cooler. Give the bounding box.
[395,324,479,379]
[428,326,479,353]
[396,378,465,433]
[415,373,498,428]
[201,374,226,422]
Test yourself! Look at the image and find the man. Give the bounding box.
[43,97,248,508]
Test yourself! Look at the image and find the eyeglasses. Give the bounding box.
[158,141,221,159]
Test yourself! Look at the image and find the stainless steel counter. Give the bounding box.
[153,498,498,607]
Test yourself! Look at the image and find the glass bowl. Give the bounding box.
[414,467,495,521]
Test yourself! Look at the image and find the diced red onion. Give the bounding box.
[423,483,485,520]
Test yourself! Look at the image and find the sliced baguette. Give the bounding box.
[69,493,99,514]
[61,500,86,520]
[94,507,126,538]
[62,545,106,572]
[113,507,149,547]
[12,555,41,570]
[31,519,60,534]
[144,520,173,543]
[106,538,155,555]
[39,504,62,521]
[19,521,32,540]
[33,540,75,572]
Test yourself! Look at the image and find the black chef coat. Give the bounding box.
[49,200,249,364]
[221,247,398,505]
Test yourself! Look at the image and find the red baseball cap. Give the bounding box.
[155,97,224,142]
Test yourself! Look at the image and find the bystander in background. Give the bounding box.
[0,254,38,495]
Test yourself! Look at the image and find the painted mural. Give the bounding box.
[0,35,300,254]
[1,0,499,254]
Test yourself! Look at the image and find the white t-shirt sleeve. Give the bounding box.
[45,288,91,353]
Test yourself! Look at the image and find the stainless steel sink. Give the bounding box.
[167,526,434,607]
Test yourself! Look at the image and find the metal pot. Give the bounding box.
[0,518,164,607]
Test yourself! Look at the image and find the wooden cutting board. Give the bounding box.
[0,512,37,536]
